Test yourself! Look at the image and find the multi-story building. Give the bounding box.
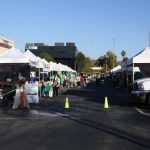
[0,36,15,53]
[25,42,77,69]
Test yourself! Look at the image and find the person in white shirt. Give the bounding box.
[53,73,60,97]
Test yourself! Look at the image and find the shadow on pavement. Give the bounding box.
[63,115,150,149]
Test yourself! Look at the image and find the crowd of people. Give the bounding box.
[28,72,88,98]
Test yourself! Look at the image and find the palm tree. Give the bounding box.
[121,50,126,62]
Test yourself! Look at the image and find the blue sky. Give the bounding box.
[1,0,150,60]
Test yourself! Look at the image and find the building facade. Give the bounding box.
[0,36,15,53]
[25,42,77,69]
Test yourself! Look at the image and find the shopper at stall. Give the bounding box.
[53,73,60,97]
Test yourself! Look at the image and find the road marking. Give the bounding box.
[30,110,70,117]
[134,107,150,117]
[0,110,69,120]
[30,110,58,117]
[55,112,69,117]
[75,108,88,113]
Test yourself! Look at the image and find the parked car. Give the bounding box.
[131,77,150,105]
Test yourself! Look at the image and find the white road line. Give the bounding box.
[75,108,87,113]
[134,107,150,117]
[0,110,70,120]
[30,110,57,117]
[31,110,69,117]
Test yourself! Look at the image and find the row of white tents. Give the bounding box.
[111,47,150,81]
[0,47,76,73]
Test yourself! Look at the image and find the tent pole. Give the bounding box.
[39,68,40,82]
[39,68,41,97]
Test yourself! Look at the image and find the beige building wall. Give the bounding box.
[0,36,15,53]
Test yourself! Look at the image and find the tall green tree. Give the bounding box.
[121,50,128,62]
[106,51,117,68]
[96,50,118,69]
[123,57,128,62]
[95,50,117,72]
[83,57,93,73]
[39,52,54,62]
[121,50,126,61]
[95,56,105,67]
[76,52,86,72]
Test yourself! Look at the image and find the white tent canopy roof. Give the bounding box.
[0,47,29,63]
[24,50,39,63]
[111,65,121,73]
[24,50,39,67]
[36,57,44,69]
[42,58,50,72]
[126,47,150,66]
[2,48,77,72]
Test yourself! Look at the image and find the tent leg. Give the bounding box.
[133,63,134,82]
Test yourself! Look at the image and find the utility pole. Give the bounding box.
[113,38,115,68]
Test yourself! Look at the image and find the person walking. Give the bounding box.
[80,73,84,88]
[96,76,100,87]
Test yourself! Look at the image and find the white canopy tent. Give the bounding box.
[121,47,150,81]
[24,50,39,67]
[126,47,150,66]
[35,57,45,81]
[24,49,77,79]
[42,58,50,72]
[52,62,59,71]
[58,63,65,72]
[0,47,30,84]
[49,61,55,71]
[36,57,44,69]
[111,65,121,74]
[0,47,29,63]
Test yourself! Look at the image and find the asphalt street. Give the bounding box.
[0,82,150,150]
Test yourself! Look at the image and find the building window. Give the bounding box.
[0,42,11,49]
[3,40,9,45]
